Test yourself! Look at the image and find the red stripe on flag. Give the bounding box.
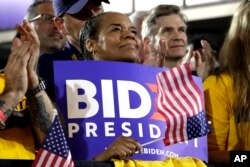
[182,65,200,114]
[50,154,60,166]
[68,152,74,167]
[155,64,207,145]
[174,67,196,116]
[32,149,44,167]
[32,115,74,167]
[183,64,204,112]
[158,88,176,144]
[41,151,52,167]
[156,73,186,144]
[162,71,187,143]
[59,158,66,167]
[168,68,193,115]
[156,76,174,144]
[54,157,63,166]
[167,68,193,143]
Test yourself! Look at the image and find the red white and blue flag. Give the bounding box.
[32,115,74,167]
[156,63,210,146]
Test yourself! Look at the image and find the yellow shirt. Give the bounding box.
[203,74,250,151]
[0,74,35,159]
[113,157,207,167]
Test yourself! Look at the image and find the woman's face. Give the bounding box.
[93,12,140,62]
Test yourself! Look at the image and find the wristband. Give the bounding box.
[0,108,6,129]
[27,78,46,97]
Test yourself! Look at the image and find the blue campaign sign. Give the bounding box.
[53,61,208,161]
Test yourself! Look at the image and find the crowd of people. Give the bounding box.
[0,0,249,166]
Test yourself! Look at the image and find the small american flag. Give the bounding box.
[156,63,210,146]
[32,115,74,167]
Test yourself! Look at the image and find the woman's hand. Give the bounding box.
[93,136,142,161]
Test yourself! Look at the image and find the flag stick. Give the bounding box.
[141,137,165,147]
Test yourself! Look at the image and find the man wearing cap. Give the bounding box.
[38,0,110,101]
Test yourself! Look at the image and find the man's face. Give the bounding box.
[153,14,188,59]
[30,2,66,54]
[58,0,104,46]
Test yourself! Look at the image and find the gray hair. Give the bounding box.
[25,0,52,20]
[141,4,187,42]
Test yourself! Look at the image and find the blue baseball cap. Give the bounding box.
[53,0,110,17]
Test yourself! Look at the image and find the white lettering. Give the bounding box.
[179,138,198,148]
[122,122,132,136]
[241,155,247,161]
[68,123,80,138]
[234,155,247,162]
[85,122,97,137]
[234,155,241,162]
[194,138,198,148]
[67,122,163,139]
[105,122,115,137]
[66,80,99,118]
[138,123,143,137]
[149,124,161,138]
[142,148,178,157]
[101,80,115,118]
[117,80,151,118]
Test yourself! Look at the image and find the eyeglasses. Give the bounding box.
[29,14,55,24]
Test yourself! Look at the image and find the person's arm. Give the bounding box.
[93,136,142,161]
[0,91,21,129]
[27,90,57,146]
[0,37,31,128]
[16,20,58,146]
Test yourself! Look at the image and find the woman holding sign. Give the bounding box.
[79,11,207,167]
[79,11,143,161]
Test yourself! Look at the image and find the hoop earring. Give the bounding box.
[92,50,98,60]
[92,50,96,56]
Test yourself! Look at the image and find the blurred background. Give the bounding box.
[0,0,240,69]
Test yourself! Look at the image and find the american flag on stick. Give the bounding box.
[32,115,74,167]
[156,63,210,146]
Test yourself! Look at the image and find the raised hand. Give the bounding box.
[2,38,32,112]
[199,40,217,78]
[142,38,166,67]
[183,40,217,79]
[16,20,40,89]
